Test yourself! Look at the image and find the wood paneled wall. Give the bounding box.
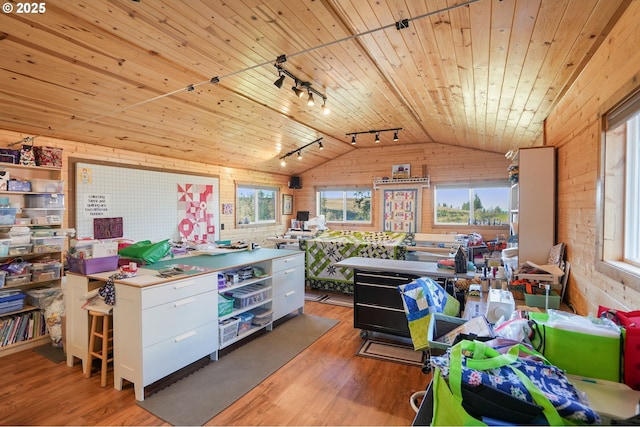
[0,130,292,249]
[545,0,640,314]
[297,143,512,240]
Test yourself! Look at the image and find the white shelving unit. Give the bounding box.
[373,176,430,189]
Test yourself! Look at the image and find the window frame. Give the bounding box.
[316,187,373,224]
[433,181,511,227]
[595,86,640,289]
[235,183,278,226]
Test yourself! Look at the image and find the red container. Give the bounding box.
[67,255,119,275]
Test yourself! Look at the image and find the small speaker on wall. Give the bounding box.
[288,176,301,189]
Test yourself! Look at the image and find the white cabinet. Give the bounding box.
[113,275,218,401]
[272,253,305,320]
[512,147,556,265]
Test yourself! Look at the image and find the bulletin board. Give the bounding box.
[74,162,219,243]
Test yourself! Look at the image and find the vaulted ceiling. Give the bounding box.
[0,0,630,175]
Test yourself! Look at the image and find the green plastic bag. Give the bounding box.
[118,239,171,264]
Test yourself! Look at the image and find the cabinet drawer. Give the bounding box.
[354,304,410,337]
[355,271,417,287]
[356,282,405,310]
[272,266,304,297]
[272,253,304,272]
[142,275,214,309]
[273,287,304,320]
[142,321,218,386]
[142,290,217,348]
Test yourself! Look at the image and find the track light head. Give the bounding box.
[322,100,330,115]
[307,91,314,106]
[274,73,285,89]
[318,141,324,150]
[297,150,302,160]
[351,135,356,145]
[393,131,399,141]
[292,84,305,98]
[375,132,380,143]
[280,158,287,167]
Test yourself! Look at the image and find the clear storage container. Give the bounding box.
[30,262,62,282]
[31,236,65,253]
[24,194,65,208]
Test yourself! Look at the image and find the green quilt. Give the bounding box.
[301,230,409,294]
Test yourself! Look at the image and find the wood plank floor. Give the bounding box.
[0,300,432,426]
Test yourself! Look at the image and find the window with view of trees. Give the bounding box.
[236,185,277,225]
[317,189,372,223]
[434,183,509,226]
[597,87,640,284]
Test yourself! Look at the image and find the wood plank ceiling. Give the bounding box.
[0,0,630,175]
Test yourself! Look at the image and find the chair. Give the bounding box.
[85,310,113,387]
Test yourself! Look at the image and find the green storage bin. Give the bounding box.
[218,294,235,316]
[524,290,561,309]
[529,312,622,382]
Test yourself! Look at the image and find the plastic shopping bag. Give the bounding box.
[117,239,171,264]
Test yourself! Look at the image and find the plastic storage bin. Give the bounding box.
[0,208,16,225]
[0,290,25,314]
[225,284,270,309]
[236,312,255,334]
[31,236,65,253]
[24,194,65,208]
[250,307,273,327]
[20,208,64,219]
[66,255,119,275]
[5,274,31,286]
[9,244,32,255]
[30,179,64,193]
[219,317,240,345]
[524,290,561,309]
[0,239,11,256]
[30,262,62,282]
[0,270,6,288]
[218,294,235,316]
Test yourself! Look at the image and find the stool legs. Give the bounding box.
[86,311,113,387]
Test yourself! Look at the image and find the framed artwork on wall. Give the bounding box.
[392,164,410,179]
[282,194,293,215]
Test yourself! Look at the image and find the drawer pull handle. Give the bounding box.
[174,297,196,307]
[174,280,198,289]
[283,268,296,275]
[175,331,196,342]
[284,290,295,298]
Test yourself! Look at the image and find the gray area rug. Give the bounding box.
[33,343,66,364]
[137,314,339,426]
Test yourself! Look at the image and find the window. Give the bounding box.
[434,183,509,226]
[598,88,640,283]
[317,188,372,223]
[236,185,277,225]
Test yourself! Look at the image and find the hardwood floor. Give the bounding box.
[0,300,432,426]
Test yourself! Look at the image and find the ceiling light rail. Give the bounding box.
[279,137,324,167]
[346,128,402,145]
[274,62,329,114]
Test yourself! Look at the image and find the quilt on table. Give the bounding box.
[302,230,410,294]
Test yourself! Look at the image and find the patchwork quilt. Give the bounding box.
[301,230,410,294]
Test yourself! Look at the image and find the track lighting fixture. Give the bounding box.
[274,64,328,113]
[346,128,403,144]
[279,137,324,166]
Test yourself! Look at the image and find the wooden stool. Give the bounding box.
[85,310,113,387]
